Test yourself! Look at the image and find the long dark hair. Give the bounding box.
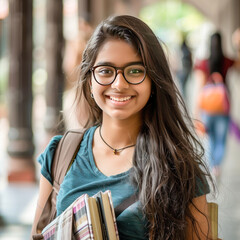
[74,15,211,239]
[209,32,224,75]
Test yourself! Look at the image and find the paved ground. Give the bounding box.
[0,117,40,240]
[0,183,37,240]
[215,134,240,239]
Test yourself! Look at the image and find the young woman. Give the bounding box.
[33,15,212,239]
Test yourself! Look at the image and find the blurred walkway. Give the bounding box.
[0,118,38,240]
[0,75,240,239]
[0,94,46,240]
[217,132,240,239]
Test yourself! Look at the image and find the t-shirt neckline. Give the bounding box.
[88,125,132,178]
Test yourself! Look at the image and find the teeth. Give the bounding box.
[110,96,131,102]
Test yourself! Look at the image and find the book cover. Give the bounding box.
[73,194,94,240]
[41,197,75,240]
[208,202,218,240]
[88,196,103,240]
[95,191,119,240]
[41,191,119,240]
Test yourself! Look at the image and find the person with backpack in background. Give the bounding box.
[195,32,234,178]
[32,15,213,239]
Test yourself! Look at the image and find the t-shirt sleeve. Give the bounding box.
[195,175,210,197]
[37,135,63,185]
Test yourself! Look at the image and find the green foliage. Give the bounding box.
[140,0,205,38]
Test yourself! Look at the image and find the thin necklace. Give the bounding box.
[99,125,135,155]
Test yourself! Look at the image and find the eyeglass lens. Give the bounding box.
[93,64,146,85]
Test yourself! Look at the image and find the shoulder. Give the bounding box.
[38,127,94,164]
[195,175,210,198]
[38,135,63,163]
[73,126,98,145]
[37,135,63,184]
[37,127,95,184]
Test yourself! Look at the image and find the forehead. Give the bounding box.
[94,39,142,66]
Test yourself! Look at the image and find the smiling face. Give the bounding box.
[91,38,151,124]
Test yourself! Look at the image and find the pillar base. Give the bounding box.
[7,157,36,183]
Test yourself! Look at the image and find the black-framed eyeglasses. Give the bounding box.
[91,63,147,86]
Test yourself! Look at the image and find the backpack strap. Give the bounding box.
[114,193,138,218]
[51,129,86,195]
[35,129,86,234]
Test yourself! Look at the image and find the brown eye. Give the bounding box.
[96,66,114,77]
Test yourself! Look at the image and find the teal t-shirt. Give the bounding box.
[38,126,209,239]
[38,126,148,239]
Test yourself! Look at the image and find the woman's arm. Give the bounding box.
[31,174,53,235]
[186,194,210,239]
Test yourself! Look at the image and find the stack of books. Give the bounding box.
[41,190,119,240]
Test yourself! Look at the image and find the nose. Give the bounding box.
[111,70,129,90]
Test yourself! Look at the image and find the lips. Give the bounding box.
[109,96,132,102]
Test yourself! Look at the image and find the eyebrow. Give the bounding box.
[94,61,144,67]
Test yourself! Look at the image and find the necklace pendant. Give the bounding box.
[99,126,135,155]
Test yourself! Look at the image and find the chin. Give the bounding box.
[106,110,142,122]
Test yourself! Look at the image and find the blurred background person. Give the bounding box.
[195,32,234,178]
[177,34,193,100]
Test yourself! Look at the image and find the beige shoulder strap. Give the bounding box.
[51,129,86,193]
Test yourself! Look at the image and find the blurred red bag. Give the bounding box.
[198,72,230,115]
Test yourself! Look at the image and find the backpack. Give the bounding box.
[198,72,230,115]
[32,128,137,239]
[32,129,86,239]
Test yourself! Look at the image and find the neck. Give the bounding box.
[100,119,141,149]
[99,125,135,154]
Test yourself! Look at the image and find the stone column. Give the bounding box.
[89,0,114,26]
[44,0,65,134]
[7,0,35,182]
[78,0,92,22]
[220,0,240,56]
[114,0,141,16]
